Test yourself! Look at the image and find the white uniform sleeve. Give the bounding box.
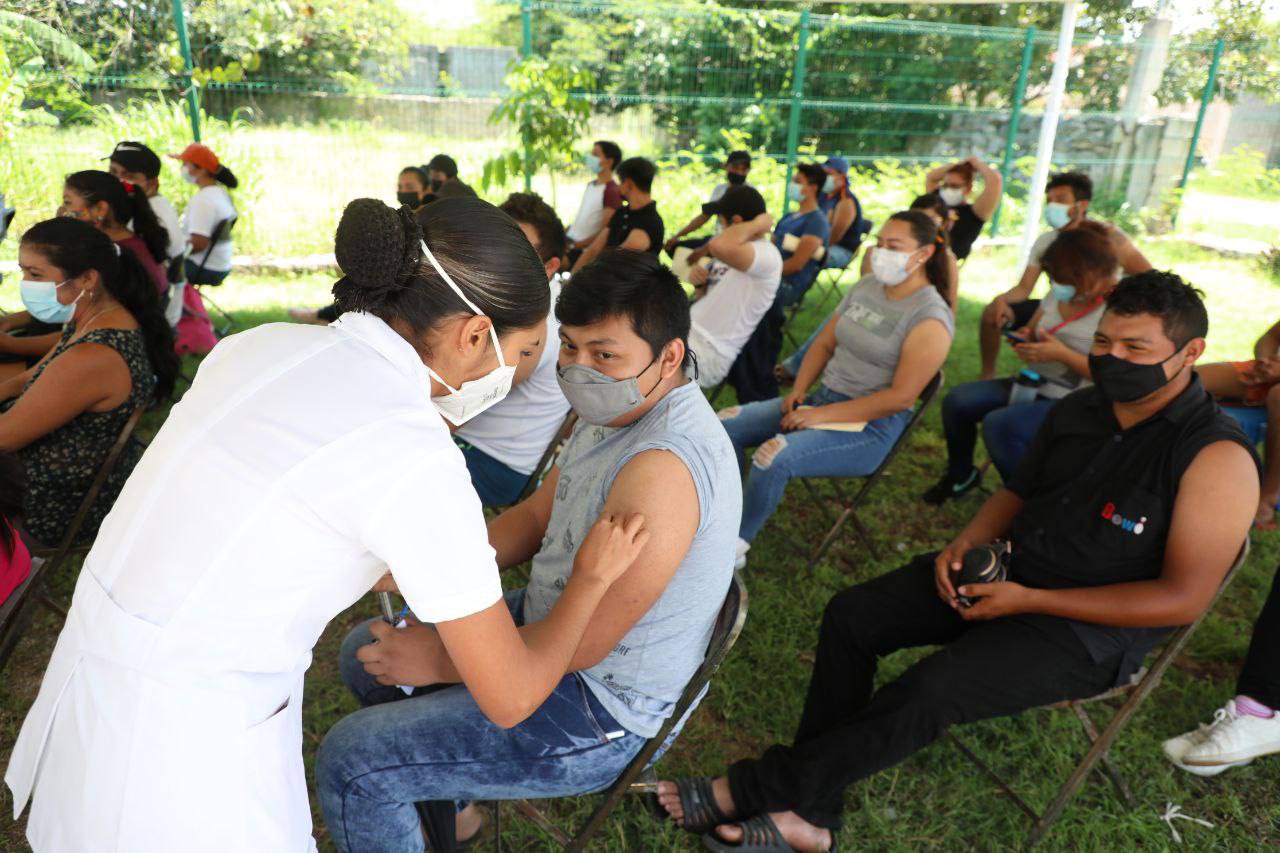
[359,446,503,624]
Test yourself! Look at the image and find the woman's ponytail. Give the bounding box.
[110,247,179,401]
[215,165,239,190]
[65,170,169,265]
[123,182,169,265]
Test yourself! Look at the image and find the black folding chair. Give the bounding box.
[0,406,147,672]
[948,539,1251,848]
[188,216,238,335]
[511,411,578,505]
[494,571,749,851]
[796,371,944,568]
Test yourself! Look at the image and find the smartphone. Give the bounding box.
[1002,327,1027,344]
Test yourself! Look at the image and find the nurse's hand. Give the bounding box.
[573,512,650,586]
[358,619,450,687]
[371,572,399,594]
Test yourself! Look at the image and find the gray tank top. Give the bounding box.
[522,381,741,737]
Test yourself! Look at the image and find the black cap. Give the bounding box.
[726,150,752,168]
[105,141,162,178]
[702,184,767,221]
[426,154,459,179]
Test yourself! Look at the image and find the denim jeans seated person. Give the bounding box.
[315,251,741,853]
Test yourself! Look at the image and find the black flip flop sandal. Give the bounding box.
[667,776,734,835]
[701,814,839,853]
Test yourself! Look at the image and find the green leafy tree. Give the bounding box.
[1156,0,1280,105]
[482,58,594,206]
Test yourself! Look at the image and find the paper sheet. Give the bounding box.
[797,405,866,432]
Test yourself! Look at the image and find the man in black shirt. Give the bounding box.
[655,271,1258,851]
[573,157,663,272]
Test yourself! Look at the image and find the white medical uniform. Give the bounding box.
[5,312,503,852]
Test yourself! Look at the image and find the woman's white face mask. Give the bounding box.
[417,239,517,426]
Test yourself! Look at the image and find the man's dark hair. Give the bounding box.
[427,154,458,179]
[713,184,767,222]
[595,140,622,170]
[400,166,430,188]
[499,192,567,264]
[1046,171,1093,202]
[1104,270,1208,348]
[616,157,656,193]
[795,162,827,189]
[726,150,752,168]
[556,249,691,368]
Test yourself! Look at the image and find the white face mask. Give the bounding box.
[182,166,199,185]
[939,187,965,207]
[417,239,516,426]
[870,247,920,286]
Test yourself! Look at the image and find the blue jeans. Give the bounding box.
[822,244,854,270]
[941,378,1056,483]
[316,592,648,853]
[184,259,229,286]
[720,386,910,542]
[781,315,835,377]
[455,440,531,507]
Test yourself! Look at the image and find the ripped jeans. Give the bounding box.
[718,386,910,542]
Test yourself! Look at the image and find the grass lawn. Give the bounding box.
[2,240,1280,850]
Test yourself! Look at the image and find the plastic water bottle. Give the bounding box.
[1008,369,1044,405]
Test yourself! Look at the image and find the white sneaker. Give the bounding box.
[733,538,750,571]
[1181,700,1280,767]
[1162,716,1250,777]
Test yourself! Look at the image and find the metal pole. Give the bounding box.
[520,0,534,192]
[170,0,201,142]
[1173,38,1223,225]
[782,9,811,217]
[991,26,1036,237]
[1018,0,1079,272]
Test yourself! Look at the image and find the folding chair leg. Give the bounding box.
[566,782,633,853]
[807,507,852,571]
[1071,704,1137,809]
[38,594,67,620]
[947,732,1040,822]
[512,799,572,847]
[848,511,879,561]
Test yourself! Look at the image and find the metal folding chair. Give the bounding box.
[0,406,147,672]
[948,539,1251,848]
[495,571,749,851]
[188,217,238,336]
[796,371,944,568]
[511,411,578,505]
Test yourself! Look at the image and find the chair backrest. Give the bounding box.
[193,216,237,277]
[850,370,943,501]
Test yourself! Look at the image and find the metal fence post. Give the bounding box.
[170,0,201,142]
[782,9,811,217]
[991,25,1035,237]
[1173,38,1223,226]
[520,0,534,191]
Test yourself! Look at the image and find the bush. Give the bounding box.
[1194,145,1280,201]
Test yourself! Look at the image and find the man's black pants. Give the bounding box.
[727,555,1123,830]
[1238,567,1280,708]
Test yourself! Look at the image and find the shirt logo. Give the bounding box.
[1101,501,1146,535]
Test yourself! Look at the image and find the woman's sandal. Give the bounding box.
[700,814,839,853]
[666,776,734,835]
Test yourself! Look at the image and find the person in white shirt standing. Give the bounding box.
[4,196,649,853]
[686,184,782,389]
[171,143,239,286]
[455,192,572,506]
[565,139,622,267]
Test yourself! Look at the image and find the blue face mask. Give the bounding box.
[787,182,804,203]
[20,278,79,324]
[822,175,837,195]
[1049,280,1076,302]
[1044,202,1072,229]
[584,153,601,173]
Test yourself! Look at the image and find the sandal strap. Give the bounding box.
[676,776,732,834]
[740,814,786,848]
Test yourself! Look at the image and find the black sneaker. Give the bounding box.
[922,467,983,506]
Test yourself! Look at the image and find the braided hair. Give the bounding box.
[65,170,169,265]
[331,197,548,340]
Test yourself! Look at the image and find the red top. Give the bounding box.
[115,235,168,297]
[602,181,623,210]
[0,520,33,605]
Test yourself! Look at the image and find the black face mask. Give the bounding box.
[430,178,444,191]
[726,171,747,186]
[396,191,420,208]
[1088,346,1186,403]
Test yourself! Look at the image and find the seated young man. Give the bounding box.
[686,184,782,389]
[454,192,572,506]
[656,271,1257,852]
[664,150,753,259]
[978,171,1151,381]
[315,249,742,852]
[572,157,663,272]
[1196,317,1280,528]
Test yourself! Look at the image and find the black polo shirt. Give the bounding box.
[1006,374,1257,677]
[947,203,985,260]
[607,201,664,255]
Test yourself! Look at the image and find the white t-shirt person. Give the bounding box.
[184,184,237,272]
[566,180,622,244]
[455,275,571,476]
[150,194,184,262]
[688,239,783,387]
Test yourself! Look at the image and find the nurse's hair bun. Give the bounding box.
[332,198,423,312]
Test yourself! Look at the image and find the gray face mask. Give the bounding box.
[556,355,660,426]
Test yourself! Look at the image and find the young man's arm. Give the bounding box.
[924,161,952,194]
[960,441,1257,624]
[665,213,712,254]
[1109,226,1153,275]
[707,214,773,272]
[573,227,610,272]
[618,227,652,254]
[780,234,823,277]
[996,261,1042,306]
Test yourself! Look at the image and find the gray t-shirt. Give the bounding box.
[820,275,954,399]
[522,381,741,737]
[1027,292,1104,399]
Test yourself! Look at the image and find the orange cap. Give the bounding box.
[170,143,220,174]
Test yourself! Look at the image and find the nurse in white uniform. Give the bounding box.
[5,197,649,852]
